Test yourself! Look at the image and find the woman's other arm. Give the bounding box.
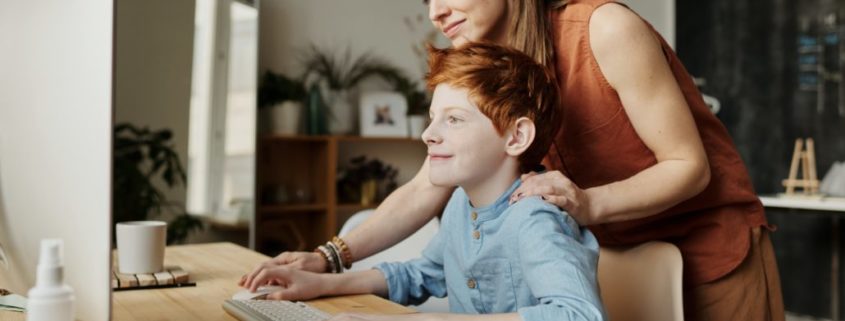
[242,158,454,286]
[584,3,710,224]
[343,157,455,261]
[513,4,710,226]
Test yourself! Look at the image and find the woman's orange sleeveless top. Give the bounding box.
[547,0,769,285]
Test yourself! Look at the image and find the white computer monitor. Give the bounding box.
[0,1,113,320]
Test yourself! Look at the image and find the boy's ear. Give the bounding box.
[505,117,536,157]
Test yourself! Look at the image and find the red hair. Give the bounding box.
[426,42,561,173]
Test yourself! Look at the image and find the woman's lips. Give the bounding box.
[442,19,465,39]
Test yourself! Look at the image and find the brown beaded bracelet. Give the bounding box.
[331,236,353,270]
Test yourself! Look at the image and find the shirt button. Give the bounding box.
[471,212,478,221]
[472,230,480,239]
[467,278,477,289]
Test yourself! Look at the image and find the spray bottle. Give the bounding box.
[26,239,75,321]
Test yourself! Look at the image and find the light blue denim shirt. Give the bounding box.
[375,179,606,321]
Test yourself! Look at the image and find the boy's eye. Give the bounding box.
[447,116,461,124]
[423,0,429,4]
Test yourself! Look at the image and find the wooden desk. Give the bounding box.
[113,242,414,320]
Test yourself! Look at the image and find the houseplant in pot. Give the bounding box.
[113,123,204,245]
[258,71,307,135]
[301,45,406,135]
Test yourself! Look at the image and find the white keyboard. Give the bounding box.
[223,299,331,321]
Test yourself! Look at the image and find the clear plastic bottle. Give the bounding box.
[26,239,75,321]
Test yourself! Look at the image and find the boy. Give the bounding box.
[243,43,606,321]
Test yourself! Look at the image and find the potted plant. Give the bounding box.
[336,156,399,205]
[113,123,204,245]
[301,45,410,135]
[258,71,308,135]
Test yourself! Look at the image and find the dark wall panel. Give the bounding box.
[677,0,845,318]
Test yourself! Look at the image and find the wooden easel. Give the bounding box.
[782,138,821,195]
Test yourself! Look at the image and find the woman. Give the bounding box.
[243,1,784,320]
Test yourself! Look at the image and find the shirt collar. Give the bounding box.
[467,178,521,222]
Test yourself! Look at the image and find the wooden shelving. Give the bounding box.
[260,134,423,143]
[254,135,425,255]
[336,203,379,212]
[260,204,329,213]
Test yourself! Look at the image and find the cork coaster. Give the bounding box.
[112,265,191,289]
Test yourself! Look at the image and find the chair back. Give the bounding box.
[598,241,684,321]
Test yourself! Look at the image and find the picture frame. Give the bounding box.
[359,91,408,137]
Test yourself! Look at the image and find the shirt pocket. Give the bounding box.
[471,258,517,313]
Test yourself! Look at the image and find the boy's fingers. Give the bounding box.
[265,287,295,301]
[244,261,278,289]
[249,269,272,292]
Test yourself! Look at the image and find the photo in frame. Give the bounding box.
[359,91,408,137]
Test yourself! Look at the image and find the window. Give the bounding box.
[187,0,257,231]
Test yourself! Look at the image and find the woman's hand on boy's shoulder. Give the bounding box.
[511,171,594,225]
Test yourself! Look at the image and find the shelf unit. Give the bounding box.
[255,134,426,255]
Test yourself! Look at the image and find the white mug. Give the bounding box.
[116,221,166,274]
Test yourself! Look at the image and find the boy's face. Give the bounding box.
[422,84,509,188]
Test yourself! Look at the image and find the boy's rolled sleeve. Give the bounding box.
[515,208,606,321]
[374,227,448,306]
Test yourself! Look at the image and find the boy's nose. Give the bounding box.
[421,123,442,145]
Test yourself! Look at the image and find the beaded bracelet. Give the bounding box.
[324,242,342,273]
[331,236,353,270]
[325,241,345,273]
[315,245,340,274]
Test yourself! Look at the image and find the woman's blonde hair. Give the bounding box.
[505,0,568,66]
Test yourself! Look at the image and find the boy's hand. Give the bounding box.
[511,170,594,225]
[239,251,327,288]
[244,266,328,301]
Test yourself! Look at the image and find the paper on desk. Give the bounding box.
[0,294,27,313]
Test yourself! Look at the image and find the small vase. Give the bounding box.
[360,179,378,206]
[307,84,328,135]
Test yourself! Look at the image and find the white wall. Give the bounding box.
[259,1,443,184]
[623,0,676,48]
[0,1,113,320]
[114,0,196,208]
[260,0,442,83]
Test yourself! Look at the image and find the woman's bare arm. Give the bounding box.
[241,158,454,285]
[343,157,454,261]
[513,4,710,225]
[582,4,710,224]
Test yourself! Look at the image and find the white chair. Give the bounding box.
[340,210,450,312]
[598,241,684,321]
